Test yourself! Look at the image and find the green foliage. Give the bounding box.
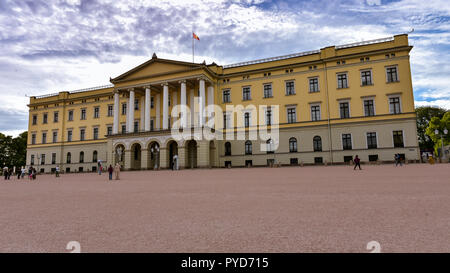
[0,131,27,168]
[416,106,447,150]
[425,112,450,155]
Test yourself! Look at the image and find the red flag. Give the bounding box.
[193,32,200,40]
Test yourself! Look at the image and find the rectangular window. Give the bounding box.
[266,108,272,125]
[133,121,139,133]
[31,134,36,145]
[361,70,372,86]
[31,155,35,165]
[43,113,48,124]
[367,132,377,149]
[287,108,296,123]
[337,73,348,89]
[263,84,272,98]
[339,102,350,119]
[42,132,47,144]
[134,99,139,110]
[68,110,73,121]
[51,153,56,164]
[67,130,72,142]
[107,126,112,136]
[151,97,154,108]
[311,105,321,121]
[342,134,352,150]
[53,112,59,122]
[150,120,154,131]
[223,113,229,129]
[40,154,45,165]
[32,115,37,125]
[80,129,85,141]
[108,105,113,117]
[285,81,295,95]
[223,89,231,103]
[242,87,251,101]
[389,97,401,114]
[369,155,379,162]
[121,124,126,134]
[364,99,375,116]
[93,128,99,140]
[52,131,57,143]
[309,77,319,92]
[393,130,404,148]
[122,103,127,115]
[81,109,86,120]
[244,112,250,128]
[386,66,398,82]
[94,107,100,118]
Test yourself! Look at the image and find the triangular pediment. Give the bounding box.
[111,57,203,83]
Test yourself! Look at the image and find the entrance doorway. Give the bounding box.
[186,140,197,169]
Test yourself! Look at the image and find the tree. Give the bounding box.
[0,131,27,169]
[425,112,450,156]
[416,106,447,150]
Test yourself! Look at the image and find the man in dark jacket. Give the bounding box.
[354,155,361,170]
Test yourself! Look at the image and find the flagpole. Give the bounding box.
[192,27,194,63]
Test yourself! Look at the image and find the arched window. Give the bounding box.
[79,151,84,163]
[93,151,98,162]
[67,152,71,164]
[266,139,274,154]
[289,137,297,153]
[245,141,252,155]
[225,142,232,156]
[313,136,322,152]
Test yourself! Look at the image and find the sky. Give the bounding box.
[0,0,449,137]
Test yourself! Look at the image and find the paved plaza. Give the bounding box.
[0,164,449,253]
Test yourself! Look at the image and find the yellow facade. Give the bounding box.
[26,34,419,172]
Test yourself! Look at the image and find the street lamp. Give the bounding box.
[434,128,448,162]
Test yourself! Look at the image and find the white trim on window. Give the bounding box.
[362,97,376,116]
[341,133,353,150]
[385,64,399,83]
[387,94,402,114]
[365,131,379,149]
[286,106,297,123]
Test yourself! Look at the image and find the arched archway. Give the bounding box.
[130,143,142,170]
[209,141,215,167]
[114,144,125,167]
[186,140,197,169]
[148,142,160,170]
[167,140,178,169]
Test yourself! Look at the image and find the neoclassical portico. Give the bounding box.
[112,76,214,135]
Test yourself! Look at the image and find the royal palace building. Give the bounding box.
[26,34,420,173]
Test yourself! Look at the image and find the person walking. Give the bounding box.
[353,155,361,170]
[21,166,25,179]
[114,163,121,180]
[7,167,11,180]
[98,160,102,175]
[55,165,60,177]
[3,166,8,180]
[17,167,21,180]
[108,165,113,181]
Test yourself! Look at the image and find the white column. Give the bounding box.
[199,79,206,126]
[140,96,145,131]
[189,88,195,126]
[145,87,151,131]
[128,89,135,133]
[207,85,214,123]
[180,81,187,128]
[126,100,130,132]
[156,93,161,130]
[162,83,169,130]
[113,91,119,134]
